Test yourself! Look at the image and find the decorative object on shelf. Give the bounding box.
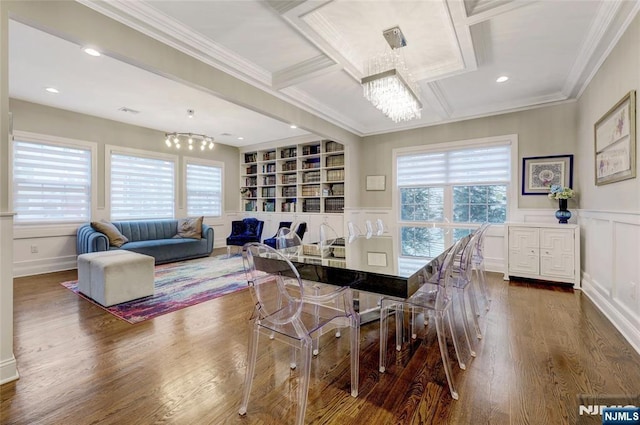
[548,185,575,224]
[164,132,215,151]
[522,154,573,195]
[594,90,636,186]
[361,26,422,123]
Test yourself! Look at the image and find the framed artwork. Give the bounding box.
[522,154,573,195]
[594,90,636,185]
[366,175,386,191]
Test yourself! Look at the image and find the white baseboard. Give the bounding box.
[0,355,19,385]
[13,255,77,278]
[582,272,640,356]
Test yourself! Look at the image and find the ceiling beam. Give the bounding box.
[272,55,341,90]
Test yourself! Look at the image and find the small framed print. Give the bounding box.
[366,175,385,191]
[522,154,573,195]
[594,90,636,185]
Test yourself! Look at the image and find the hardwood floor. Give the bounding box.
[2,262,639,424]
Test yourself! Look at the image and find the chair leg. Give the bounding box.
[436,311,459,400]
[379,301,391,373]
[467,285,483,340]
[350,311,360,397]
[457,289,476,359]
[395,306,404,351]
[238,322,260,416]
[294,338,313,425]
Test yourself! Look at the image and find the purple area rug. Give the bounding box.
[61,254,247,324]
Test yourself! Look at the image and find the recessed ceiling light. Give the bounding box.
[45,87,59,94]
[237,136,244,140]
[496,76,509,83]
[83,47,101,57]
[290,124,297,129]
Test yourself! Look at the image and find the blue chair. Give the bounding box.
[226,218,264,256]
[263,222,307,248]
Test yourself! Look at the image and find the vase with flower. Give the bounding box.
[548,185,575,223]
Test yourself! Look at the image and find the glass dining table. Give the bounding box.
[282,232,470,321]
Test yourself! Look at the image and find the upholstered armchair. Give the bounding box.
[226,218,264,256]
[262,221,307,248]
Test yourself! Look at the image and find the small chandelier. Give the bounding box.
[361,26,422,123]
[165,132,215,151]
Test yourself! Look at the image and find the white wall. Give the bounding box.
[575,13,640,353]
[9,99,240,277]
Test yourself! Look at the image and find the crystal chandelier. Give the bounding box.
[361,27,422,123]
[164,132,215,151]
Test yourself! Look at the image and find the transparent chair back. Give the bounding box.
[347,221,361,244]
[239,243,360,425]
[320,223,339,249]
[275,227,303,258]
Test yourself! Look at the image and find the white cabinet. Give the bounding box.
[504,223,580,287]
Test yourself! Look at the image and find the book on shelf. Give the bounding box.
[246,164,257,174]
[262,151,276,160]
[280,147,297,158]
[302,157,321,169]
[302,144,321,155]
[282,160,297,171]
[244,153,257,163]
[326,154,344,167]
[325,141,344,152]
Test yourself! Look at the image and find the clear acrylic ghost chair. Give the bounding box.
[379,238,465,400]
[347,221,361,244]
[451,232,483,362]
[239,243,360,425]
[276,227,304,258]
[472,223,491,312]
[375,218,385,236]
[365,220,374,239]
[276,227,321,355]
[320,223,339,248]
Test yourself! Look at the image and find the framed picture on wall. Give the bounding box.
[522,154,573,195]
[594,90,636,185]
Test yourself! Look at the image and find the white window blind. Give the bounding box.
[110,153,174,220]
[13,140,91,223]
[186,163,222,217]
[397,145,511,186]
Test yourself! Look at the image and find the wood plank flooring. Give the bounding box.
[2,260,639,425]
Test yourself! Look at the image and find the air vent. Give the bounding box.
[118,107,140,114]
[220,132,233,136]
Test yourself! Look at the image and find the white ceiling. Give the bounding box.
[8,0,640,147]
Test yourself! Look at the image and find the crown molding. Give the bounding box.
[561,0,623,99]
[572,0,640,99]
[77,0,271,86]
[272,55,340,90]
[464,0,537,25]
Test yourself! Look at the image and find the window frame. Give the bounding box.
[392,134,518,257]
[10,130,97,226]
[182,156,224,218]
[105,144,178,221]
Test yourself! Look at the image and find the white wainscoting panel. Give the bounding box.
[579,210,640,355]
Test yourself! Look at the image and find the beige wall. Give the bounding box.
[10,99,241,214]
[576,13,640,211]
[358,102,578,209]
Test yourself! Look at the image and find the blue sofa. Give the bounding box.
[77,219,214,264]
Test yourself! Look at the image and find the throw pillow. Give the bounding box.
[174,216,203,239]
[90,220,129,247]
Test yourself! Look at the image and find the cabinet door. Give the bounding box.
[539,228,574,279]
[508,227,539,275]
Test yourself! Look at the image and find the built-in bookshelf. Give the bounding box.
[240,140,345,213]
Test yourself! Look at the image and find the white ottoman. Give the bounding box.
[77,251,155,307]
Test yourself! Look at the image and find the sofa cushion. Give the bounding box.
[91,220,129,247]
[174,216,203,239]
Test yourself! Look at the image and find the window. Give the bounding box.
[185,161,223,217]
[395,136,515,258]
[109,149,175,220]
[12,135,93,224]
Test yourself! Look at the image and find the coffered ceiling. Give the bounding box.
[8,0,640,147]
